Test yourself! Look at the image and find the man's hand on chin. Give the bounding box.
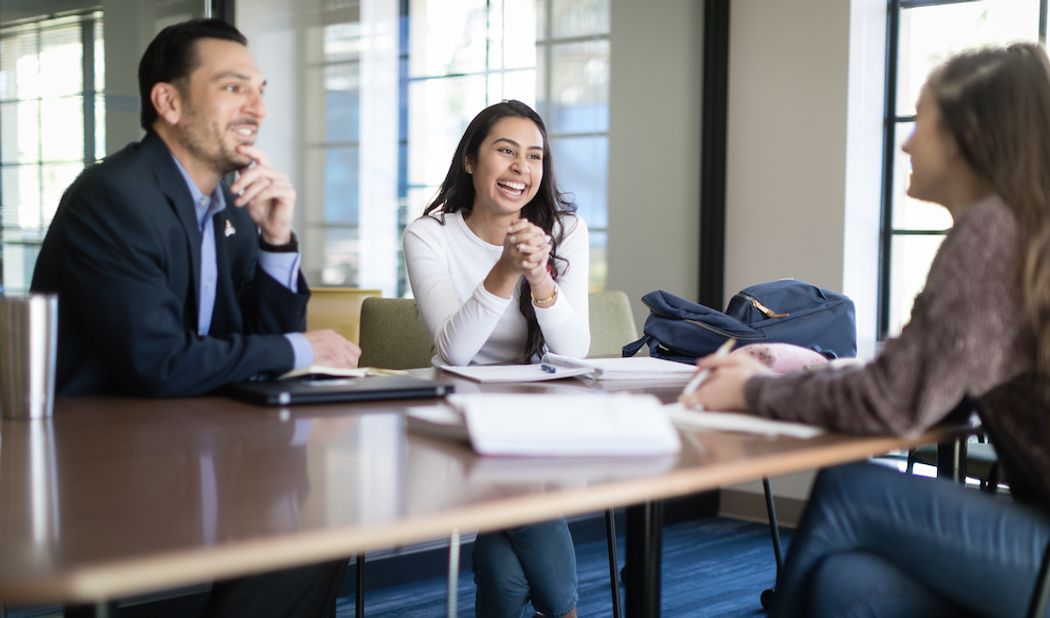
[229,144,296,245]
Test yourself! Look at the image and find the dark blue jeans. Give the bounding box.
[772,462,1050,617]
[473,518,578,618]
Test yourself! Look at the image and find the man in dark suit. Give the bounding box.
[32,18,356,617]
[32,19,359,396]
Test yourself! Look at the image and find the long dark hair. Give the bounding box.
[423,100,577,362]
[927,43,1050,370]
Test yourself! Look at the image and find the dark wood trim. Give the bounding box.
[877,0,901,341]
[212,0,235,24]
[699,0,730,309]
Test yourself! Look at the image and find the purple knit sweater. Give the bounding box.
[745,195,1033,436]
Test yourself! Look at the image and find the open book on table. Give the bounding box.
[406,393,681,457]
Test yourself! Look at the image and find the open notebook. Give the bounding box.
[540,354,697,381]
[407,393,681,457]
[439,356,697,383]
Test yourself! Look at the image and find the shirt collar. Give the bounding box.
[169,153,227,230]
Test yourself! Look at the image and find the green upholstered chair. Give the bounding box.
[358,298,434,369]
[588,290,638,358]
[359,290,639,369]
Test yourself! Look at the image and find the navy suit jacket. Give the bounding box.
[31,131,309,396]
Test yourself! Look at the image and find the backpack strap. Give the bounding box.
[622,334,652,357]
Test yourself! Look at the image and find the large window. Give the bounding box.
[288,0,610,297]
[0,0,213,294]
[0,10,104,293]
[880,0,1049,337]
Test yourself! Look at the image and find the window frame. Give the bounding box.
[876,0,1050,339]
[0,9,102,293]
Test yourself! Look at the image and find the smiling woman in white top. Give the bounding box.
[404,103,590,368]
[404,100,587,618]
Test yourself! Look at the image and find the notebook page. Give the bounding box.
[449,393,681,456]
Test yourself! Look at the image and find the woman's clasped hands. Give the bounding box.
[500,218,552,285]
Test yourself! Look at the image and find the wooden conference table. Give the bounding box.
[0,370,959,617]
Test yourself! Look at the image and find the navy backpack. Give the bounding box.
[622,279,857,364]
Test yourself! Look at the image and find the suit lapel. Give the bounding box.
[142,132,202,315]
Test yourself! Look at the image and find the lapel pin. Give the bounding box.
[224,220,236,237]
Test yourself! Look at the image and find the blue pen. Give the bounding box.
[540,363,557,374]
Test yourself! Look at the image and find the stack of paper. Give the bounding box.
[439,363,592,383]
[407,393,681,457]
[541,354,697,381]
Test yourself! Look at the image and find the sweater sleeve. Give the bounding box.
[535,215,591,357]
[745,200,1022,436]
[403,217,511,366]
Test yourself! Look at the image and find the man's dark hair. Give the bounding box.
[137,18,248,130]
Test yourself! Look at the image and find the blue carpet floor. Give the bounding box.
[4,517,790,617]
[336,517,791,617]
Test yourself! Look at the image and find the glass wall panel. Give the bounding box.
[0,2,207,292]
[882,0,1045,338]
[238,0,610,296]
[407,0,488,78]
[896,0,1040,115]
[545,41,609,134]
[407,75,487,188]
[550,0,610,39]
[550,136,607,228]
[888,234,945,335]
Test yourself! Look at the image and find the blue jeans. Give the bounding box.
[473,518,578,618]
[772,462,1050,617]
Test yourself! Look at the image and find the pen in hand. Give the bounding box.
[679,338,737,409]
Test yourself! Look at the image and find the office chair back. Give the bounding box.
[357,290,637,369]
[306,287,382,344]
[588,290,638,358]
[358,298,434,369]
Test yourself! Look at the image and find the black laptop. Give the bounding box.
[227,375,453,406]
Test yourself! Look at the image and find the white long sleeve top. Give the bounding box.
[403,211,590,366]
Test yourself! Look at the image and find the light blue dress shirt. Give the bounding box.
[170,156,313,369]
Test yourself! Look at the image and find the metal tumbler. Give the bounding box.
[0,293,58,419]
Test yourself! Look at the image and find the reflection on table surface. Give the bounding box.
[0,369,951,604]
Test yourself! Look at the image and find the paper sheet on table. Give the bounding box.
[664,402,824,439]
[439,363,591,383]
[541,353,696,381]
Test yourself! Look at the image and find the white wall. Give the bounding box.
[725,0,852,298]
[607,0,704,332]
[723,0,885,501]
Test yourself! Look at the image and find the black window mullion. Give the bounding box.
[877,0,902,342]
[82,15,96,166]
[900,0,979,8]
[1041,0,1048,44]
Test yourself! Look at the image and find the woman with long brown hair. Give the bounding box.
[687,43,1050,616]
[405,99,588,617]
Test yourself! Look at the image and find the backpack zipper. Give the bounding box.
[682,318,763,340]
[736,293,790,319]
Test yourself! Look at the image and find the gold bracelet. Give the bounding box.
[531,285,558,307]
